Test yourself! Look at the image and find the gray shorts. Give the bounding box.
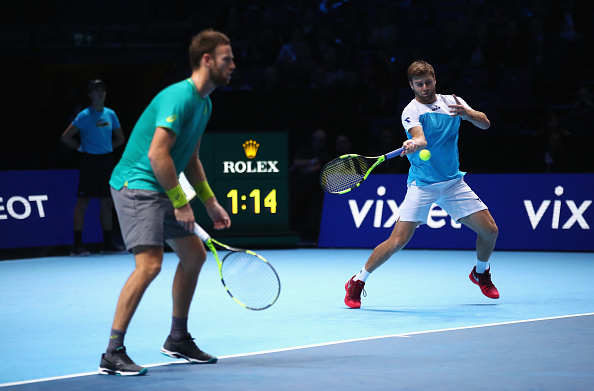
[110,186,193,250]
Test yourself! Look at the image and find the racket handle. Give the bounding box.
[193,223,211,242]
[384,146,406,160]
[179,173,197,202]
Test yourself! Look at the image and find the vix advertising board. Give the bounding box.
[318,174,594,251]
[0,170,102,249]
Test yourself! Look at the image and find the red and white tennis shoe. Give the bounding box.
[469,267,499,299]
[344,276,366,308]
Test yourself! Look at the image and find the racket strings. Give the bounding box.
[221,252,280,310]
[320,156,371,194]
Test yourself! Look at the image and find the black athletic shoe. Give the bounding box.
[70,245,90,257]
[100,244,128,255]
[98,347,147,376]
[161,334,217,364]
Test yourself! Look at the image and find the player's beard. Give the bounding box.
[416,89,436,104]
[211,64,232,86]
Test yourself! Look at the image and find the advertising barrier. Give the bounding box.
[2,171,592,252]
[318,174,594,251]
[0,170,102,250]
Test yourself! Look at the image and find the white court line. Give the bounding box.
[2,312,593,388]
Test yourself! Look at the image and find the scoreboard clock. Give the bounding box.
[226,187,277,214]
[191,132,297,245]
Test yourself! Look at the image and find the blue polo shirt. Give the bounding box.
[401,94,472,186]
[72,106,121,154]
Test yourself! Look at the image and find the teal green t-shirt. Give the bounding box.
[110,79,212,192]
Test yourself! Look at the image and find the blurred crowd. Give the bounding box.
[2,0,592,245]
[2,0,592,175]
[206,0,593,242]
[209,0,593,175]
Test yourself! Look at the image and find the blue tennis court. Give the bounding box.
[1,249,593,390]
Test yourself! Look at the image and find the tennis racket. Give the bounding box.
[193,223,281,310]
[319,146,405,194]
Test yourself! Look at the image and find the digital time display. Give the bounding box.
[192,132,295,243]
[215,179,287,231]
[227,188,277,214]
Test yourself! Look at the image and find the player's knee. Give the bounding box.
[133,251,163,280]
[192,253,207,268]
[76,198,92,208]
[180,252,206,271]
[384,238,406,256]
[483,222,499,242]
[99,197,113,208]
[140,263,162,280]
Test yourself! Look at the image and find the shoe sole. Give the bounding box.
[160,348,218,364]
[98,367,148,376]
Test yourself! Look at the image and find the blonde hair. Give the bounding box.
[407,60,435,81]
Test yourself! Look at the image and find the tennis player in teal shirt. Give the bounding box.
[345,60,500,309]
[110,79,212,192]
[100,29,234,376]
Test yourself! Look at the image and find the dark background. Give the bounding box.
[1,0,593,174]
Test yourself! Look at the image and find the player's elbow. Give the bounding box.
[147,149,156,164]
[479,119,490,130]
[113,137,125,149]
[147,146,167,165]
[60,131,71,144]
[60,134,75,148]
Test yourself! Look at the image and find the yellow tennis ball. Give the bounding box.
[419,149,431,161]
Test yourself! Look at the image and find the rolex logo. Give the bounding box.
[242,140,259,159]
[224,139,278,173]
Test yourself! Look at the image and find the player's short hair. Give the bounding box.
[407,60,435,81]
[189,29,231,70]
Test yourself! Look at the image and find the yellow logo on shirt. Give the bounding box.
[166,115,177,123]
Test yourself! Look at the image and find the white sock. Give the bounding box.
[353,267,371,282]
[475,260,489,274]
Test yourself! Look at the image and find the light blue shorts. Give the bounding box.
[399,177,487,224]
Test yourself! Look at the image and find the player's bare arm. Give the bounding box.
[401,126,427,156]
[184,137,231,230]
[449,94,490,130]
[183,137,207,186]
[60,124,81,150]
[148,126,195,231]
[112,127,125,148]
